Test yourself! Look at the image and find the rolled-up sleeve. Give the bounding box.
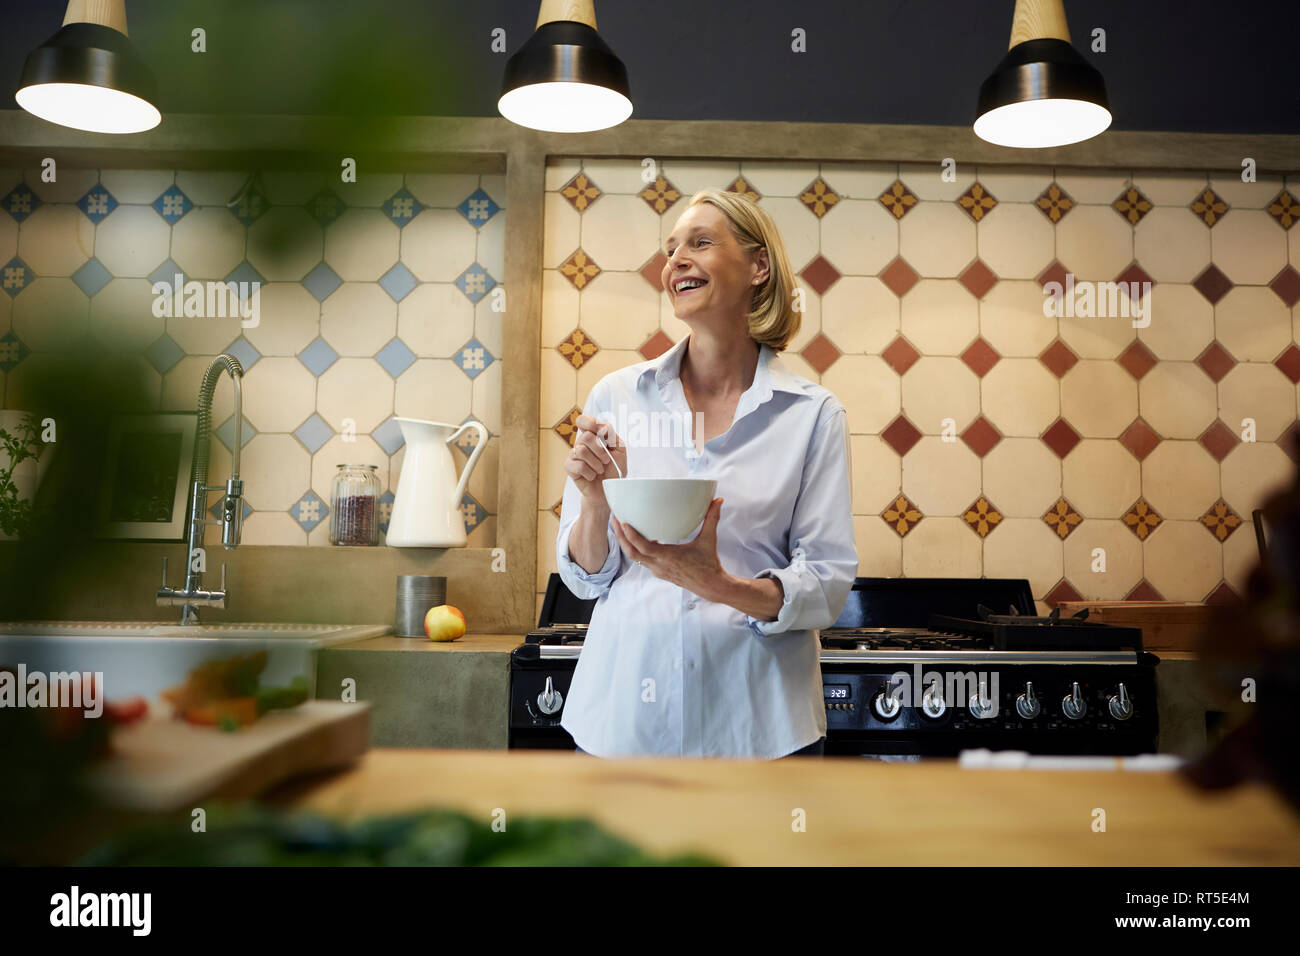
[745,401,858,636]
[555,381,625,601]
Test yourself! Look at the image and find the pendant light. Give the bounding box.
[15,0,160,134]
[498,0,632,133]
[974,0,1110,149]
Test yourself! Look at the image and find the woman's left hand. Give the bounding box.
[612,497,728,598]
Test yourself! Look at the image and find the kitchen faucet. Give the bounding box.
[157,353,245,624]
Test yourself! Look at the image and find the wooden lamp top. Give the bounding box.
[1008,0,1071,49]
[62,0,128,35]
[536,0,597,30]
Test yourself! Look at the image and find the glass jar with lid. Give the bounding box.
[329,464,381,546]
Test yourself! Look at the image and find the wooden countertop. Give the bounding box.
[330,633,523,652]
[276,748,1299,865]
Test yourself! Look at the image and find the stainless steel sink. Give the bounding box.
[0,622,390,700]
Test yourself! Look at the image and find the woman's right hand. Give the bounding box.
[565,413,627,505]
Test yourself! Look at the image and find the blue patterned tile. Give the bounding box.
[148,258,187,288]
[297,337,339,377]
[152,184,193,224]
[71,257,113,297]
[144,333,184,374]
[1,257,35,297]
[293,413,334,453]
[209,497,253,521]
[0,330,30,372]
[291,490,328,533]
[1,183,41,223]
[224,260,265,297]
[301,261,342,302]
[454,263,497,304]
[229,182,268,226]
[215,414,257,452]
[459,492,487,535]
[304,188,344,228]
[381,187,423,226]
[77,185,118,223]
[377,490,395,534]
[378,262,417,302]
[453,337,495,380]
[222,335,262,371]
[458,187,500,227]
[372,416,405,455]
[375,337,416,378]
[452,416,485,457]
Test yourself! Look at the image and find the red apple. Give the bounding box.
[425,604,467,641]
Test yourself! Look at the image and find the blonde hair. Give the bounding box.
[684,188,801,352]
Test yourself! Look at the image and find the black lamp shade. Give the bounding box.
[498,20,632,132]
[16,22,160,134]
[974,38,1111,148]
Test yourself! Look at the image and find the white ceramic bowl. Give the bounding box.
[602,477,717,543]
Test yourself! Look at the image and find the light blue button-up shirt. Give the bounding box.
[555,334,858,759]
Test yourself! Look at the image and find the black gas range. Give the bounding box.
[509,575,1160,757]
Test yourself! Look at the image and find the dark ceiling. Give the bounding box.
[1,0,1297,136]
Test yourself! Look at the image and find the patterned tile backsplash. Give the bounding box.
[0,168,504,547]
[536,158,1300,619]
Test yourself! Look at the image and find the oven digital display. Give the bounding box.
[824,683,851,699]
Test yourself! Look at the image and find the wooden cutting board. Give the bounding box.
[87,701,371,812]
[1054,601,1212,652]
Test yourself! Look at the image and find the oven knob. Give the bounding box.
[1108,683,1134,721]
[537,676,563,716]
[873,677,903,721]
[968,679,996,719]
[1016,682,1041,720]
[922,681,946,719]
[1061,681,1087,720]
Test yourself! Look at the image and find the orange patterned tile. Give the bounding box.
[1266,190,1299,230]
[1035,182,1076,223]
[726,176,762,202]
[800,333,841,375]
[800,176,841,218]
[551,499,563,520]
[560,172,602,212]
[956,182,998,222]
[881,494,924,538]
[1200,498,1242,541]
[878,180,919,220]
[557,328,599,369]
[1189,187,1230,227]
[1122,497,1163,540]
[560,248,601,290]
[553,407,583,447]
[962,495,1004,537]
[1042,497,1083,540]
[1112,186,1153,225]
[639,175,682,214]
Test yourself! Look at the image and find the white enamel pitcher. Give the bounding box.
[386,418,488,548]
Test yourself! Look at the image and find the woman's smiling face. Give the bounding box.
[661,203,768,324]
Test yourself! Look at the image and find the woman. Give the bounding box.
[555,187,858,759]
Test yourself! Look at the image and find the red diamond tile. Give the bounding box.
[879,256,920,298]
[1274,344,1300,384]
[881,415,923,457]
[1125,579,1166,602]
[1270,265,1300,308]
[881,335,921,375]
[1039,338,1079,378]
[1041,418,1082,458]
[1044,579,1084,608]
[959,259,999,299]
[1196,341,1237,383]
[1192,264,1234,304]
[640,252,668,291]
[1117,340,1157,380]
[1119,418,1161,461]
[961,416,1003,457]
[1285,423,1300,463]
[1037,259,1069,293]
[1199,419,1240,462]
[1115,262,1155,303]
[961,337,1001,378]
[638,330,674,361]
[1205,581,1242,605]
[801,332,842,375]
[800,254,842,296]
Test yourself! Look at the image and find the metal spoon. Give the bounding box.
[583,427,624,478]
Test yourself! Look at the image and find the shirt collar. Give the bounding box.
[639,334,808,398]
